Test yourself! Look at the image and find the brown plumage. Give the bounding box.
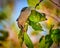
[16,7,31,29]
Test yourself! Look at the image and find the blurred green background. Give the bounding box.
[0,0,28,33]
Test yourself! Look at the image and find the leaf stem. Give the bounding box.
[35,0,44,8]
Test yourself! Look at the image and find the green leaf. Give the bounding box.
[51,29,60,43]
[18,30,24,48]
[27,0,53,9]
[29,10,47,23]
[0,12,7,21]
[39,37,45,48]
[27,0,39,8]
[29,21,43,31]
[45,35,53,48]
[24,32,34,48]
[39,36,44,42]
[0,30,9,41]
[18,30,23,38]
[39,35,53,48]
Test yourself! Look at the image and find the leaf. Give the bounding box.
[29,10,47,23]
[27,0,53,9]
[27,0,39,8]
[39,35,53,48]
[45,35,53,48]
[51,29,60,43]
[18,30,24,48]
[39,37,45,48]
[24,32,34,48]
[0,12,7,21]
[29,21,43,31]
[0,30,9,41]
